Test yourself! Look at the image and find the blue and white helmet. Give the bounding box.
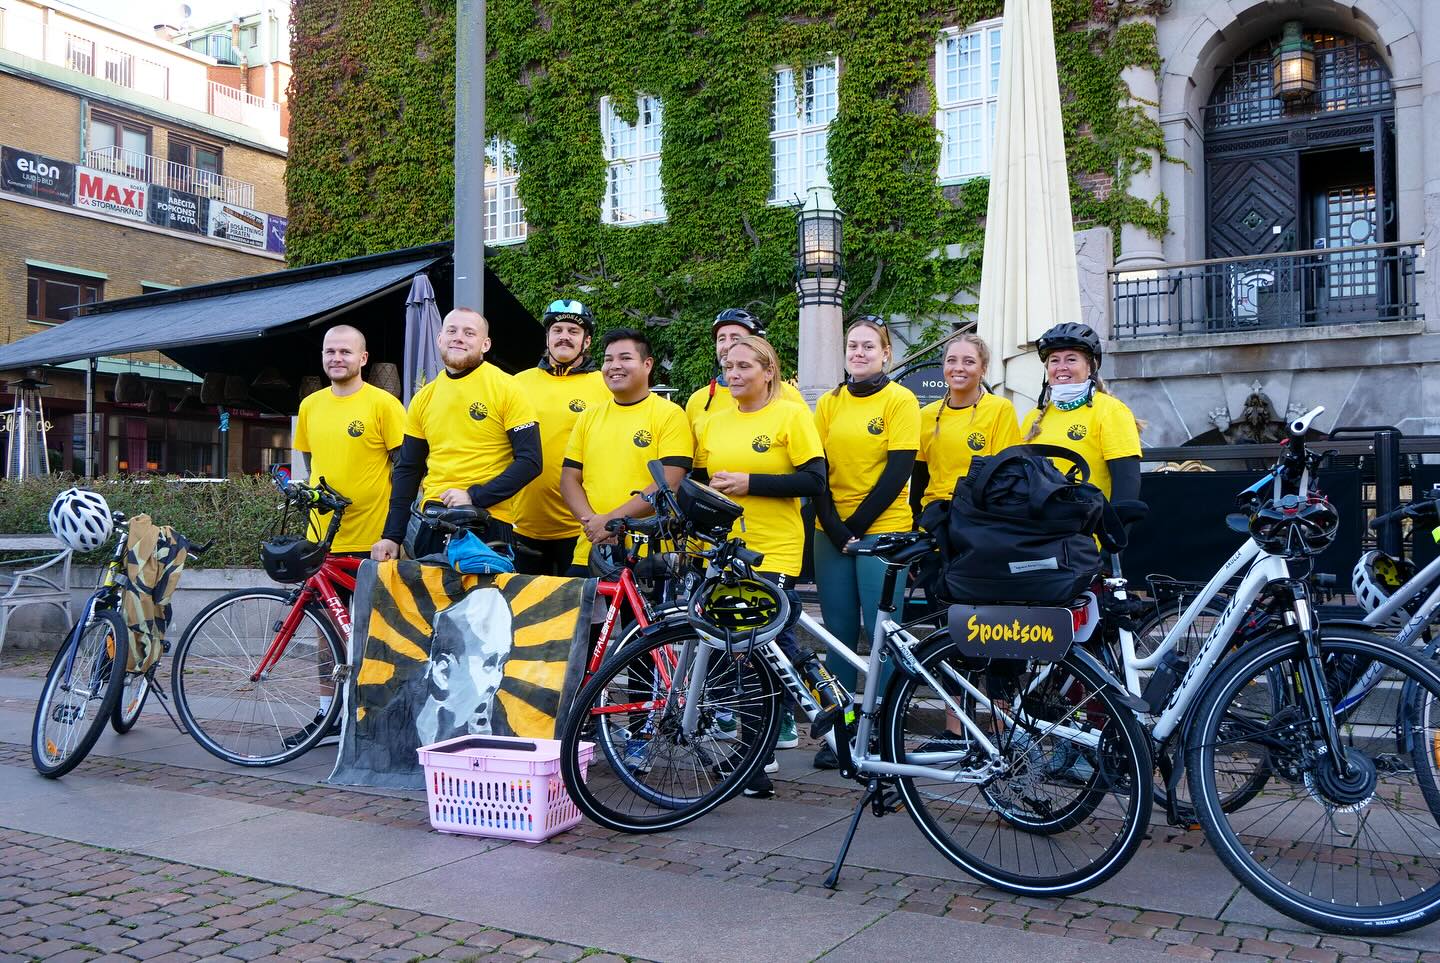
[48,487,113,552]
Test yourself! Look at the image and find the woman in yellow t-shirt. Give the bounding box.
[1019,323,1142,502]
[695,335,825,798]
[812,316,921,768]
[912,333,1021,518]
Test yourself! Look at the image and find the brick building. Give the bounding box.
[0,0,289,477]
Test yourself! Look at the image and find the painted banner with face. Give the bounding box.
[329,560,593,789]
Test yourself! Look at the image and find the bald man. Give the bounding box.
[373,307,541,560]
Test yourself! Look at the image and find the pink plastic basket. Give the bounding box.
[417,734,594,843]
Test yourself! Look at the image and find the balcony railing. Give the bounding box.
[206,81,281,134]
[84,146,255,208]
[1110,241,1423,339]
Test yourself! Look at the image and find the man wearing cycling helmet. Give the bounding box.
[512,300,611,575]
[1020,322,1142,503]
[684,308,808,439]
[372,307,541,561]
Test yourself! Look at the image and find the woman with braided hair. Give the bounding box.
[1019,323,1142,502]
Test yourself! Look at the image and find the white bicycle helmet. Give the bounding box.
[1352,549,1416,626]
[48,487,113,552]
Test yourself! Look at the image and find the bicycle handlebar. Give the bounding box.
[1369,496,1440,531]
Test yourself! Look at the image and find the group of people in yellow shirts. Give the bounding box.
[292,301,1142,793]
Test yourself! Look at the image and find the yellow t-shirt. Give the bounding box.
[510,368,610,540]
[293,382,407,552]
[917,392,1022,508]
[695,399,823,578]
[685,379,808,441]
[814,381,921,536]
[564,392,693,566]
[1019,391,1143,499]
[404,363,539,524]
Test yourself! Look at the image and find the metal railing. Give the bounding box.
[84,146,255,208]
[207,81,281,135]
[1110,241,1423,339]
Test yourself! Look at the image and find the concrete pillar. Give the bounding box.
[796,277,846,405]
[1115,12,1165,270]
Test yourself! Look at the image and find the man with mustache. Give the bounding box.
[511,300,611,575]
[372,307,541,560]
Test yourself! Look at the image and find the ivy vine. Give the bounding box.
[286,0,1168,393]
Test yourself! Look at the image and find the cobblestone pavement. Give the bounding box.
[4,654,1440,962]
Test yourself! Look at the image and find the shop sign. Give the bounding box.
[74,166,148,222]
[265,214,287,254]
[207,201,267,249]
[147,186,207,234]
[1,147,75,204]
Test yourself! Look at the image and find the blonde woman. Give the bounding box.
[1020,323,1141,502]
[911,333,1021,517]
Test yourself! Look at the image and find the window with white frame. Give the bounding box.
[936,20,1002,183]
[485,138,527,245]
[770,60,838,204]
[601,95,666,224]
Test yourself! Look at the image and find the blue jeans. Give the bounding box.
[813,532,908,695]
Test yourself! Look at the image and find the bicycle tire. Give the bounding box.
[560,622,780,833]
[172,588,345,767]
[112,670,151,733]
[1187,626,1440,935]
[884,634,1152,896]
[32,609,128,778]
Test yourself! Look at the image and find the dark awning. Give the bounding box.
[0,243,542,379]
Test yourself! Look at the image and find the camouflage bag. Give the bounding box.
[118,514,191,673]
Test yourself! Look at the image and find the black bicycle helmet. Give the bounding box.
[260,535,328,584]
[543,299,595,336]
[712,308,763,336]
[1249,494,1339,559]
[1036,323,1103,372]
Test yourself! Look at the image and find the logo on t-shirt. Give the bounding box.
[633,429,653,448]
[1067,424,1088,441]
[752,434,772,453]
[967,431,986,451]
[469,401,489,422]
[347,420,365,438]
[866,417,885,436]
[568,399,587,413]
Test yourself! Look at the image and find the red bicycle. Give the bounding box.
[171,477,360,766]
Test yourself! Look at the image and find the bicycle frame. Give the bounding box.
[250,554,359,680]
[586,565,655,679]
[58,518,129,692]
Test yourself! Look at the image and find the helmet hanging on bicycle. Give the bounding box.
[48,488,113,552]
[1352,550,1417,625]
[712,308,764,336]
[1036,323,1103,373]
[260,535,328,584]
[542,299,596,336]
[1248,494,1339,559]
[687,574,790,651]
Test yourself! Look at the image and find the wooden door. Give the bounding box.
[1206,152,1302,328]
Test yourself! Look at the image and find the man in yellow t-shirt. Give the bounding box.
[372,307,541,561]
[685,308,807,440]
[512,300,611,575]
[294,325,407,553]
[561,328,693,575]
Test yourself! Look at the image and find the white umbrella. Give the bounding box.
[976,0,1082,416]
[403,273,444,404]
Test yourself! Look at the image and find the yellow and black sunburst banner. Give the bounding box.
[330,559,593,789]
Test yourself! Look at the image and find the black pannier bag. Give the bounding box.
[919,444,1122,605]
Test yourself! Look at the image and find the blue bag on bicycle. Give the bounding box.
[447,531,515,575]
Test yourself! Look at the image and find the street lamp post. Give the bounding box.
[795,186,846,405]
[454,0,485,312]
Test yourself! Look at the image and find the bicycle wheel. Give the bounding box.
[884,634,1152,896]
[32,609,128,778]
[1187,626,1440,935]
[112,670,151,733]
[172,588,345,766]
[560,622,780,833]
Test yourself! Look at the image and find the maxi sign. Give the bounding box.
[0,144,286,255]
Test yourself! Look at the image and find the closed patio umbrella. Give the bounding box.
[976,0,1082,416]
[403,273,444,404]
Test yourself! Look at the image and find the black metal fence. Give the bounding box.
[1111,241,1422,339]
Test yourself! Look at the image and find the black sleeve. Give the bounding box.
[844,450,917,535]
[748,457,826,498]
[909,461,930,523]
[816,488,854,550]
[466,422,543,509]
[381,434,429,542]
[690,467,709,484]
[1108,456,1142,504]
[659,456,693,470]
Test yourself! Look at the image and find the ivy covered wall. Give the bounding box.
[286,0,1165,393]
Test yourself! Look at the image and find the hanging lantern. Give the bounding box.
[1272,22,1317,102]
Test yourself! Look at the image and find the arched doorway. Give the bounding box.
[1203,28,1397,329]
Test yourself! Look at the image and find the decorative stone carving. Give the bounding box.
[1207,405,1231,432]
[1222,388,1286,445]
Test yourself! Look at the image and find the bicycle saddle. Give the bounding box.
[421,503,489,531]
